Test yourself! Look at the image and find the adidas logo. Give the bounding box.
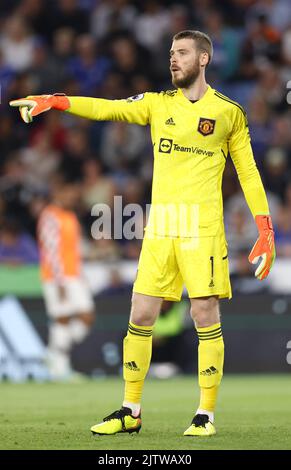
[208,280,215,288]
[165,117,175,125]
[200,366,218,376]
[124,361,140,371]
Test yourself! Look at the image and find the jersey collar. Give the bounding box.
[177,85,213,107]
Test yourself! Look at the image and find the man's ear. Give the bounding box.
[200,52,209,67]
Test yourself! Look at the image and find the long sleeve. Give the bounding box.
[228,108,269,217]
[65,93,154,125]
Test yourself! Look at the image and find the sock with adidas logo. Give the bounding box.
[123,322,153,413]
[196,323,224,418]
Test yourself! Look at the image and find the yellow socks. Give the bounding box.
[199,386,218,412]
[122,321,224,420]
[123,322,153,415]
[196,323,224,420]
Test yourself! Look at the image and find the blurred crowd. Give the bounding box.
[0,0,291,283]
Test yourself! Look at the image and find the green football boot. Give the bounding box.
[184,413,216,437]
[91,407,141,435]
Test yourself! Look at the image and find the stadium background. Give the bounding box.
[0,0,291,380]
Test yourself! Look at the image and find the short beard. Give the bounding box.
[172,61,200,89]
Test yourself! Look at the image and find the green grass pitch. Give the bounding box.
[0,375,290,450]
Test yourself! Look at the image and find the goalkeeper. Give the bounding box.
[10,30,275,437]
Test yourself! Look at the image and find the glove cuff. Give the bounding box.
[255,214,274,232]
[51,93,70,111]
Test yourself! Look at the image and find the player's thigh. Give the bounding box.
[42,281,74,318]
[43,278,94,319]
[175,235,231,299]
[133,236,183,302]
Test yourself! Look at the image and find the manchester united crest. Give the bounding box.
[198,118,216,136]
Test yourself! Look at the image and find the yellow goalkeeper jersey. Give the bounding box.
[67,85,269,237]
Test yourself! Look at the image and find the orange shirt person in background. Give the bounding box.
[38,178,95,380]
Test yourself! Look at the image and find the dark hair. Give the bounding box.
[173,30,213,65]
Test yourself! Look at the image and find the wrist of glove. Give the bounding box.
[248,215,276,280]
[9,93,70,123]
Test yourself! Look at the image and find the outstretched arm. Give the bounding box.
[228,108,275,280]
[9,92,153,125]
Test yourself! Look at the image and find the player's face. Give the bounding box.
[59,184,81,209]
[170,38,201,88]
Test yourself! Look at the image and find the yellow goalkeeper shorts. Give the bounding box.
[133,234,232,300]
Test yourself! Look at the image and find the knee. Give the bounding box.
[190,297,220,328]
[56,316,70,325]
[130,297,156,326]
[190,307,213,327]
[77,312,95,326]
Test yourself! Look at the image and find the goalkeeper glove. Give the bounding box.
[248,214,275,280]
[9,94,70,123]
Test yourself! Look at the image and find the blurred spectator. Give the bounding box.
[15,0,53,41]
[204,9,241,82]
[284,182,291,209]
[189,0,218,29]
[130,75,154,96]
[91,0,137,39]
[262,147,290,201]
[231,249,269,294]
[52,0,89,36]
[98,267,132,295]
[246,0,291,32]
[225,204,257,256]
[274,181,291,256]
[81,159,116,210]
[0,50,15,100]
[0,218,39,264]
[66,34,111,95]
[117,177,145,259]
[252,63,287,113]
[240,12,281,79]
[270,114,291,151]
[281,24,291,85]
[0,115,24,162]
[52,27,76,63]
[99,71,128,99]
[247,95,272,165]
[282,24,291,66]
[7,71,39,105]
[19,130,60,191]
[153,4,190,85]
[100,120,151,174]
[0,15,37,72]
[0,155,36,233]
[29,111,69,153]
[27,193,48,236]
[225,188,281,257]
[134,1,171,50]
[26,39,69,94]
[110,35,151,88]
[0,1,20,17]
[2,0,291,274]
[84,238,121,262]
[60,127,92,179]
[274,205,291,257]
